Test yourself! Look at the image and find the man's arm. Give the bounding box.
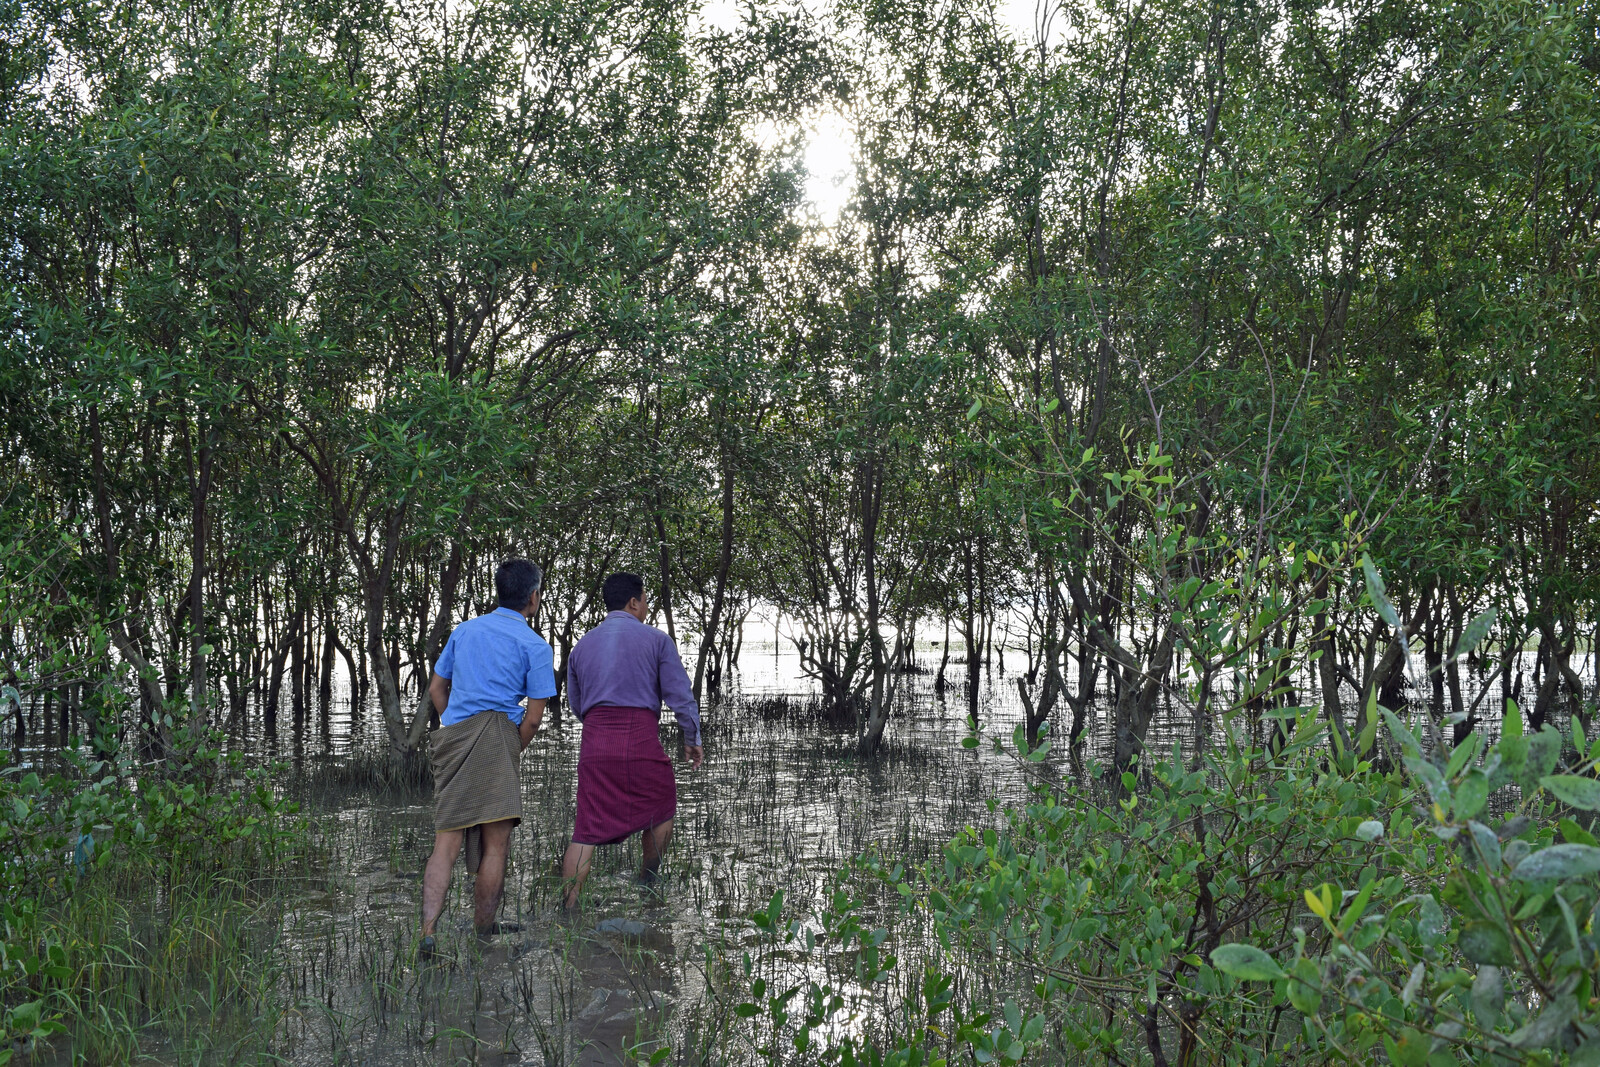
[521,639,557,751]
[565,647,582,722]
[519,698,547,750]
[658,638,703,769]
[430,632,456,722]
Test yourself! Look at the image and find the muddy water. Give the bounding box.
[121,636,1549,1065]
[249,642,1068,1066]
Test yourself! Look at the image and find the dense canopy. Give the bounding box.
[5,0,1594,762]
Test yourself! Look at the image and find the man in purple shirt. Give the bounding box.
[561,572,702,908]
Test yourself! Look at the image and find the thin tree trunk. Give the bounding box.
[265,610,300,722]
[1314,598,1353,753]
[1111,628,1176,775]
[1363,584,1434,717]
[934,616,951,693]
[694,466,736,702]
[330,626,360,706]
[319,610,335,709]
[856,455,891,757]
[186,422,215,722]
[654,504,678,642]
[405,533,469,748]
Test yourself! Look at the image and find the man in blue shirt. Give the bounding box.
[421,559,557,952]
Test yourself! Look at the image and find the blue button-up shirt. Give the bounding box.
[434,607,557,726]
[567,611,702,745]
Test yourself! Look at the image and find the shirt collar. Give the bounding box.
[494,607,526,621]
[605,610,641,624]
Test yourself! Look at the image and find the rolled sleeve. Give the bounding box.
[525,640,557,701]
[658,638,702,746]
[435,632,457,680]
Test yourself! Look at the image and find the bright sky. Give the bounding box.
[695,0,1051,226]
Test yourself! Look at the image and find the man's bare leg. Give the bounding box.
[561,842,595,909]
[422,829,464,937]
[473,819,516,934]
[640,819,672,884]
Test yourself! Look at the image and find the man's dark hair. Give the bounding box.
[496,559,543,610]
[602,572,646,611]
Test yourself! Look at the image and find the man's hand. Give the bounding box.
[519,698,547,751]
[684,744,703,770]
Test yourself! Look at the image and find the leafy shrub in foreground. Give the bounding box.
[0,725,303,1062]
[726,700,1600,1065]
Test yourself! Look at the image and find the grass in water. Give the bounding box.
[12,679,1076,1064]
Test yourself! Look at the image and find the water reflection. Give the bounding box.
[16,637,1575,1064]
[251,644,1052,1065]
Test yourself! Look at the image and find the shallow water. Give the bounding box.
[21,636,1577,1065]
[256,650,1049,1066]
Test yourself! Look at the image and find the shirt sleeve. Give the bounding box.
[657,635,702,746]
[525,638,557,701]
[434,630,457,680]
[565,644,583,718]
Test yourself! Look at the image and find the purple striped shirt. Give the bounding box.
[566,611,702,745]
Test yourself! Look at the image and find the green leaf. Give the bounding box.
[1328,720,1351,771]
[1540,774,1600,811]
[1520,727,1563,789]
[1512,843,1600,882]
[1453,609,1497,660]
[8,1001,42,1032]
[1556,890,1582,958]
[1382,1027,1429,1067]
[1209,943,1284,981]
[1338,879,1376,934]
[1507,994,1577,1050]
[1361,555,1401,629]
[1444,731,1481,779]
[1417,895,1445,948]
[1355,819,1384,842]
[1400,961,1425,1005]
[1454,771,1488,820]
[1470,966,1503,1030]
[1503,699,1523,740]
[1287,957,1322,1014]
[1357,687,1379,756]
[1492,734,1529,790]
[1458,922,1514,966]
[1468,821,1501,871]
[1382,708,1421,759]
